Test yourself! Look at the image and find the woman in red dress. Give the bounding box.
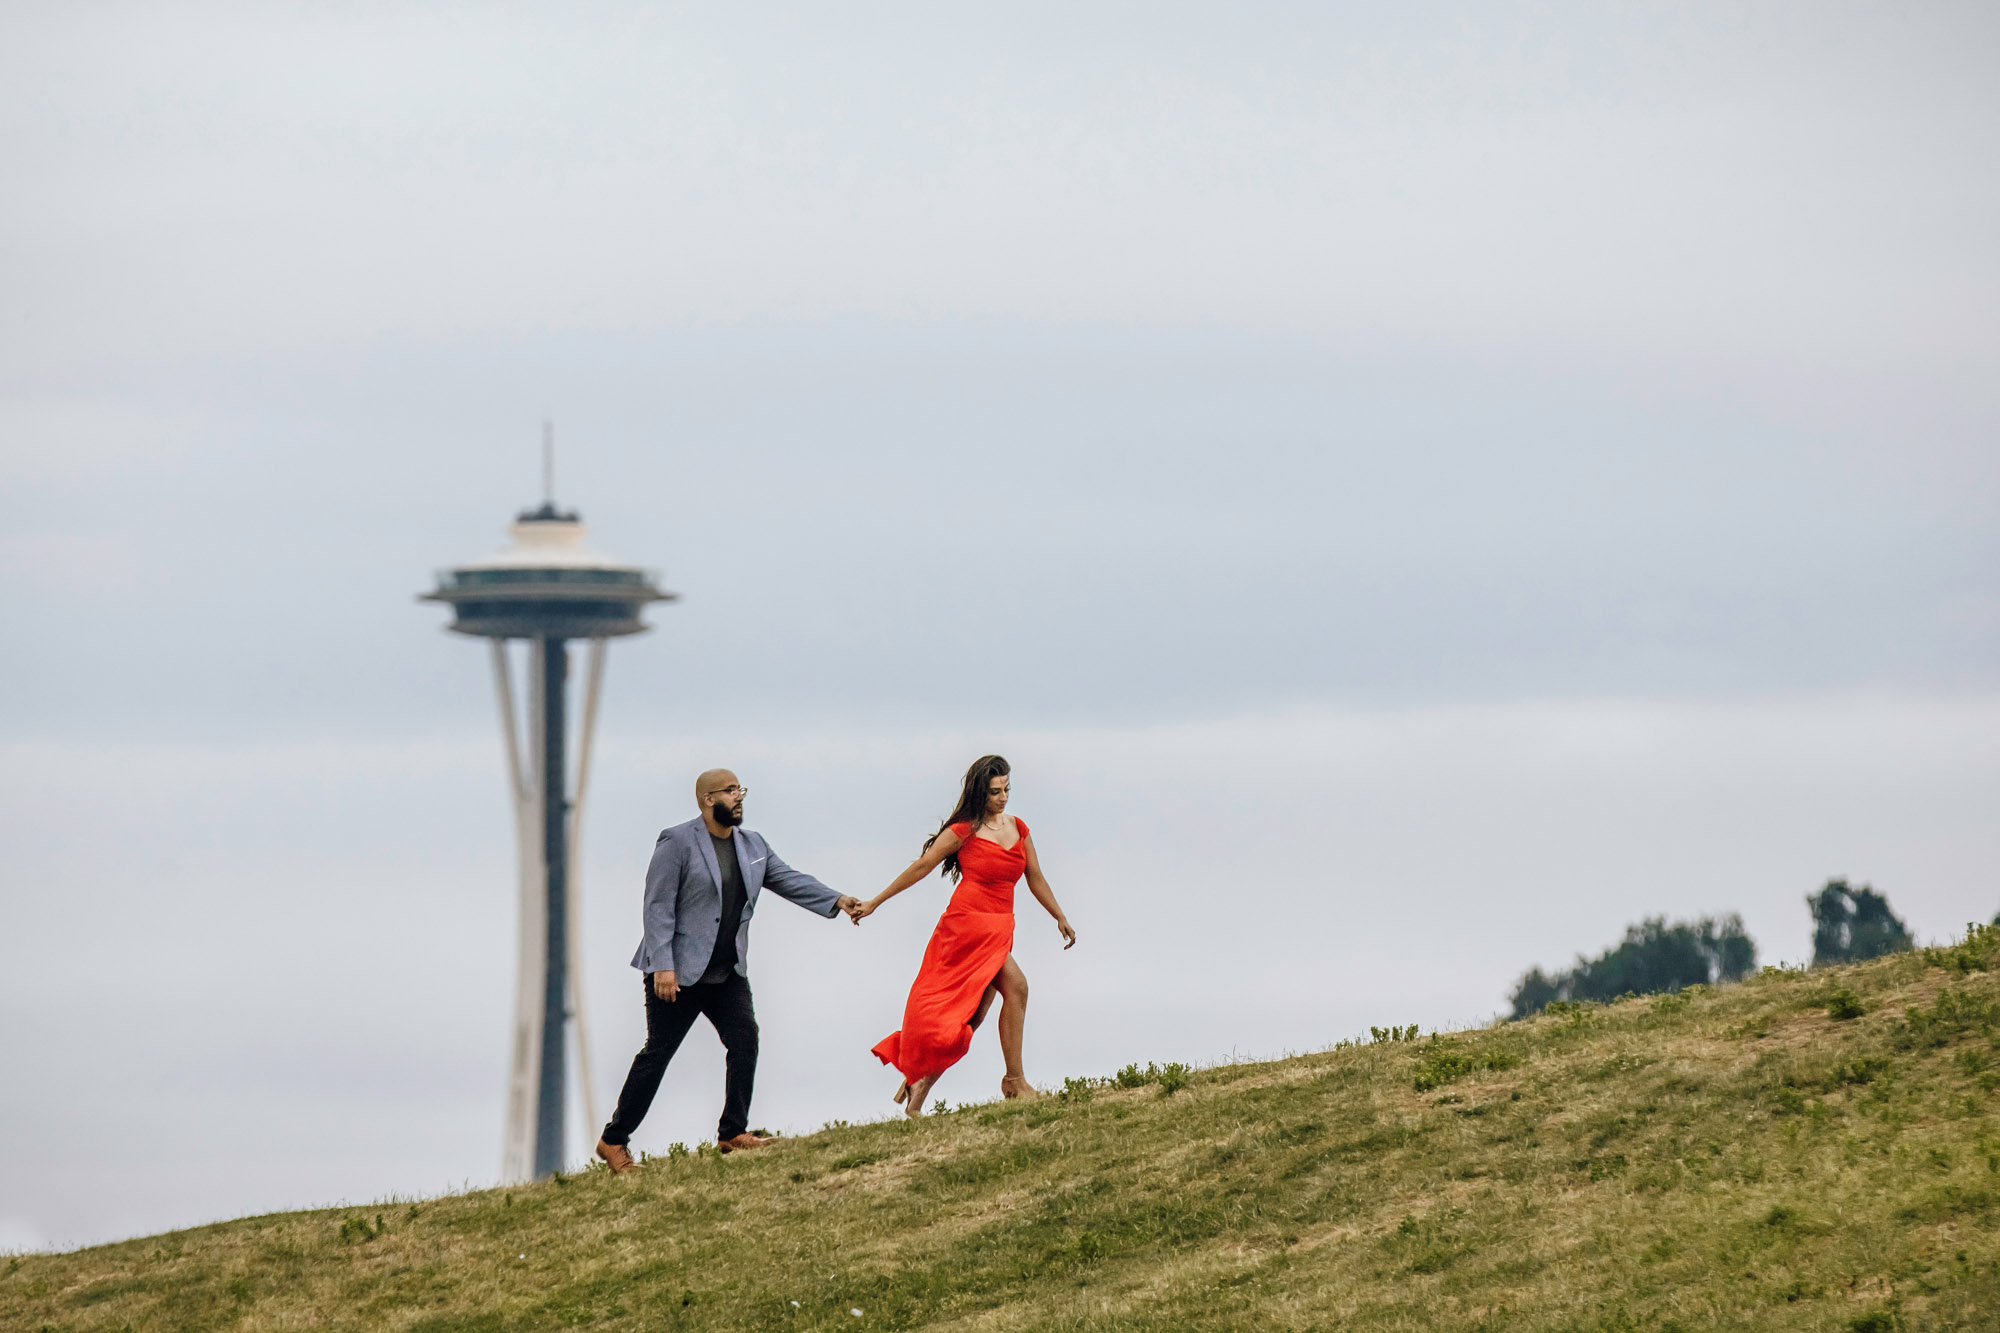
[854,754,1076,1116]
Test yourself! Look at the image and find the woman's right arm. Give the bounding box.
[853,828,964,919]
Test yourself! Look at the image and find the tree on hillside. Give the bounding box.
[1509,915,1757,1020]
[1808,879,1912,967]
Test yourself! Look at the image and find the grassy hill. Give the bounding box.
[8,928,2000,1333]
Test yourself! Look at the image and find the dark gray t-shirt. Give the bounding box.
[699,832,747,983]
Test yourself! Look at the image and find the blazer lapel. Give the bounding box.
[692,821,723,899]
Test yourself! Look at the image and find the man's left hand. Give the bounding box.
[837,895,864,924]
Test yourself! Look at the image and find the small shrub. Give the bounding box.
[1901,988,2000,1050]
[1101,1061,1190,1093]
[1805,1056,1890,1090]
[668,1142,690,1160]
[1414,1050,1479,1092]
[1823,987,1866,1021]
[1059,1076,1095,1103]
[1925,923,1998,974]
[1413,1040,1521,1092]
[1848,1312,1896,1333]
[1371,1025,1420,1043]
[337,1215,382,1245]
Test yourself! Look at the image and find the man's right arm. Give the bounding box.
[642,833,683,999]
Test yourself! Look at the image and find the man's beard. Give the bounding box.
[713,802,743,827]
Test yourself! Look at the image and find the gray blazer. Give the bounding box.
[629,817,843,979]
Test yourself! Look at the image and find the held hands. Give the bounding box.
[842,896,878,925]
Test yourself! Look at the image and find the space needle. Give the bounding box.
[421,432,674,1182]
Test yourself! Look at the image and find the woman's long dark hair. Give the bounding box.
[923,754,1011,882]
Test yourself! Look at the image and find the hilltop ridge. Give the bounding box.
[7,928,2000,1331]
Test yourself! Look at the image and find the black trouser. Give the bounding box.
[602,971,759,1146]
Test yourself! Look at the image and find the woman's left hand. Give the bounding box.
[1056,917,1076,949]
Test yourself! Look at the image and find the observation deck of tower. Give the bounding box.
[426,501,671,640]
[422,484,675,1182]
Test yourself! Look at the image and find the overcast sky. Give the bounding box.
[3,1,1997,1252]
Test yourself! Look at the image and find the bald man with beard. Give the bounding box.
[595,769,862,1170]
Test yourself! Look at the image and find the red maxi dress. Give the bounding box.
[871,819,1027,1083]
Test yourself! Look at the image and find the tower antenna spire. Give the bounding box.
[541,420,555,506]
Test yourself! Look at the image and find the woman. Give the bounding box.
[854,754,1076,1116]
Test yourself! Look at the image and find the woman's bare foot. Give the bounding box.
[892,1080,909,1105]
[1000,1074,1038,1100]
[903,1074,937,1118]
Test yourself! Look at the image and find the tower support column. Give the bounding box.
[534,635,570,1180]
[493,641,542,1185]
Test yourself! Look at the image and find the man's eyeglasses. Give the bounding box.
[708,785,747,799]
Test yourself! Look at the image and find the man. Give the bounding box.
[595,768,861,1171]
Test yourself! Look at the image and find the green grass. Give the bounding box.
[9,926,2000,1331]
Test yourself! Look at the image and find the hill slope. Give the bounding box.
[8,929,2000,1332]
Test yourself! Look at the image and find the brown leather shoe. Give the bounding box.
[716,1132,773,1153]
[595,1139,637,1175]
